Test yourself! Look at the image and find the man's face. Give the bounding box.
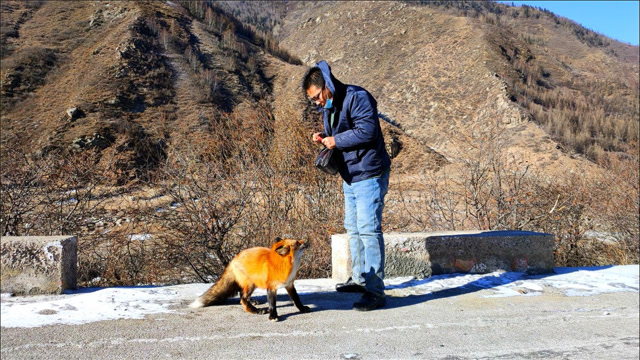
[306,85,327,107]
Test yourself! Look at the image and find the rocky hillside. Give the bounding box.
[3,1,637,182]
[277,1,638,179]
[1,1,295,184]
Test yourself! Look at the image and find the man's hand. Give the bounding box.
[312,132,324,144]
[321,136,336,149]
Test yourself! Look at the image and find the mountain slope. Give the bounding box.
[278,1,638,181]
[1,1,280,183]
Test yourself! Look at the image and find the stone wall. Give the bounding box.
[332,230,555,281]
[1,236,77,295]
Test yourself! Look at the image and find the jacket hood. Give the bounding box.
[315,60,335,95]
[315,60,345,108]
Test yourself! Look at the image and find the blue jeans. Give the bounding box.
[343,171,389,296]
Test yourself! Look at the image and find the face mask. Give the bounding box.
[324,97,333,109]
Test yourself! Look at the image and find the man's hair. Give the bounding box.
[302,66,325,91]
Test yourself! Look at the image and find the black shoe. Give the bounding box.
[353,292,386,311]
[336,277,366,293]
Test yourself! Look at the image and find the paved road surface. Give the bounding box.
[1,278,638,359]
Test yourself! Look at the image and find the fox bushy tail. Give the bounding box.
[189,268,240,308]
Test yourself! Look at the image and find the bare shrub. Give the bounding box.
[78,205,173,287]
[0,147,153,285]
[155,143,260,282]
[590,151,640,261]
[393,118,639,266]
[392,171,462,232]
[1,148,50,236]
[1,148,106,236]
[147,101,342,282]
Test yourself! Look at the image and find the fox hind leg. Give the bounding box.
[240,284,267,315]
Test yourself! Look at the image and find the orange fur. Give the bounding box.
[189,238,310,321]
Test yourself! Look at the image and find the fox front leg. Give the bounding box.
[286,285,311,313]
[267,289,279,321]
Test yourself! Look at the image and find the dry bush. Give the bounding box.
[77,220,171,287]
[392,119,639,266]
[144,101,342,283]
[154,144,262,282]
[587,150,640,262]
[0,145,175,286]
[0,147,133,285]
[1,148,46,236]
[1,148,106,236]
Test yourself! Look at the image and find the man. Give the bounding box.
[303,60,391,311]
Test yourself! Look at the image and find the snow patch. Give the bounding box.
[1,266,637,328]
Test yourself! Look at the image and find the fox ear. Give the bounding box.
[275,245,290,256]
[275,237,282,242]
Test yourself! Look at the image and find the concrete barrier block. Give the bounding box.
[1,236,78,295]
[332,231,554,281]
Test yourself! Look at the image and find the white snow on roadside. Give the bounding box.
[1,265,637,328]
[539,265,639,296]
[0,286,191,328]
[384,265,639,298]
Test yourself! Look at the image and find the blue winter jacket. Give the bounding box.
[315,60,391,184]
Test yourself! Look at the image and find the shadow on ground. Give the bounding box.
[296,266,616,312]
[65,266,615,322]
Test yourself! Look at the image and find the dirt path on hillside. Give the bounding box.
[163,23,203,113]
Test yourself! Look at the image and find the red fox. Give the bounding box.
[189,238,311,321]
